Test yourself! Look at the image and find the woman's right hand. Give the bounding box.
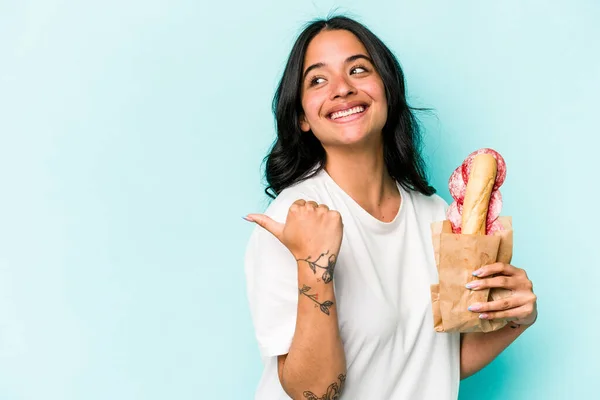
[245,199,343,261]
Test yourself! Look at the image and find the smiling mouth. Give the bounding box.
[328,105,368,120]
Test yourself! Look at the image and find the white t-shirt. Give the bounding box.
[244,168,460,399]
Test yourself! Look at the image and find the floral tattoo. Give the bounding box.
[297,250,337,284]
[298,284,334,315]
[303,374,346,400]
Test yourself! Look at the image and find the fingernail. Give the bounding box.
[466,282,479,289]
[242,215,254,222]
[479,313,489,319]
[468,304,482,312]
[472,269,482,276]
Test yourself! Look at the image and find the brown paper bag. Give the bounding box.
[430,216,513,333]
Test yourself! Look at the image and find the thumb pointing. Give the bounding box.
[244,214,284,240]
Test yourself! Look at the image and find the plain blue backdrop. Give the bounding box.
[0,0,598,399]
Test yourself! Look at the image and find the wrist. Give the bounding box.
[510,310,538,329]
[297,263,336,286]
[295,249,339,285]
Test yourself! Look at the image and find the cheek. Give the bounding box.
[372,84,388,121]
[363,81,387,105]
[302,94,326,122]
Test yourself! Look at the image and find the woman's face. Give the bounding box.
[299,29,388,148]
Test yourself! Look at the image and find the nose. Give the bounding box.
[329,74,357,99]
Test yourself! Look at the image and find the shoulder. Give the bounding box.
[405,188,449,221]
[262,173,326,222]
[419,192,449,211]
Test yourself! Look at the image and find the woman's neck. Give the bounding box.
[324,144,400,222]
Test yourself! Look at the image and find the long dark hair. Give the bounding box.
[263,15,435,199]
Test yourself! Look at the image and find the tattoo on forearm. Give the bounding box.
[303,374,346,400]
[299,284,334,315]
[297,250,337,283]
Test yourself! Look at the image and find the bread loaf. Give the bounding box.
[461,154,498,235]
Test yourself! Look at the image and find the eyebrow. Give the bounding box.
[302,54,373,81]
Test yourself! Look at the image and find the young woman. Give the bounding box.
[244,16,537,399]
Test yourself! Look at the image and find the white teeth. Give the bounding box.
[330,106,365,120]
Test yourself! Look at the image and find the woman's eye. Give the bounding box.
[351,66,367,74]
[310,77,326,86]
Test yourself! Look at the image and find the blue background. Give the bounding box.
[1,0,597,398]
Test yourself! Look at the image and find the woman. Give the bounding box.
[244,16,537,399]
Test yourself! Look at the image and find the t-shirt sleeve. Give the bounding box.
[244,194,306,358]
[432,194,450,222]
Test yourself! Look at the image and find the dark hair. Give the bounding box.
[263,15,435,199]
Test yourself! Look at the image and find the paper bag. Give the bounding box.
[430,216,513,333]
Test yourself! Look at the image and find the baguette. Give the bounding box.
[461,154,498,235]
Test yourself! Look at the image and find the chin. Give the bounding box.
[329,121,386,148]
[339,132,368,145]
[330,128,378,147]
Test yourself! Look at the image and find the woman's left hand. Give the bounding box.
[466,262,538,326]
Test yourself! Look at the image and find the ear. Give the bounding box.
[299,114,311,132]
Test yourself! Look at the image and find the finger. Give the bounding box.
[244,214,284,240]
[306,201,319,208]
[292,199,306,207]
[468,297,518,313]
[472,262,519,278]
[478,304,532,321]
[466,275,516,290]
[470,292,537,314]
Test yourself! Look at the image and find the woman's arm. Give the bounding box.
[247,199,347,398]
[460,322,532,379]
[276,257,346,398]
[461,262,538,379]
